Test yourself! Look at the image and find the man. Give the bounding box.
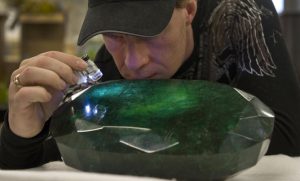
[0,0,299,169]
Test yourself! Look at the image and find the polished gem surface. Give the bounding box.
[50,80,274,180]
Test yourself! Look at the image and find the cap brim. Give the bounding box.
[77,0,176,46]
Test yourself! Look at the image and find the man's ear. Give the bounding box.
[185,0,197,25]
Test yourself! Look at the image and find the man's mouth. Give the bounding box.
[123,71,157,79]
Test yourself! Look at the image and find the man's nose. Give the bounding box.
[124,39,149,71]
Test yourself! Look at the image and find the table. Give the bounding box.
[0,155,299,181]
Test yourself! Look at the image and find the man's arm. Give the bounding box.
[0,112,61,169]
[233,0,300,156]
[0,51,87,169]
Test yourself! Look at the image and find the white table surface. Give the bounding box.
[0,154,299,181]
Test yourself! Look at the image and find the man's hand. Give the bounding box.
[8,51,88,138]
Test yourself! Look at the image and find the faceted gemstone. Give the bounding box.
[50,80,274,180]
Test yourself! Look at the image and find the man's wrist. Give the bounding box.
[2,111,50,144]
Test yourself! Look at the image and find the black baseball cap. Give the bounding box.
[77,0,177,46]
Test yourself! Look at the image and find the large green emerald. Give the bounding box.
[50,79,274,180]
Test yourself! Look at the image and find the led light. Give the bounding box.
[75,55,103,85]
[82,54,103,83]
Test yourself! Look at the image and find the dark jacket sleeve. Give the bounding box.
[233,0,300,156]
[0,113,61,169]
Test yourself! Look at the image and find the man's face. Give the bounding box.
[102,8,194,79]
